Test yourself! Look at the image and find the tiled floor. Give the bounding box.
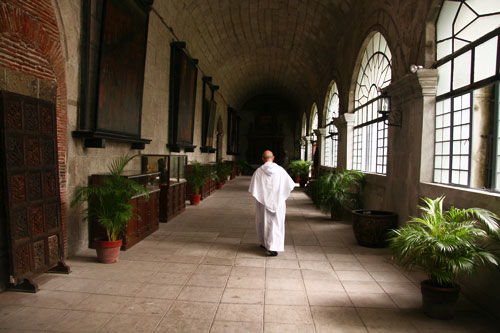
[1,176,498,332]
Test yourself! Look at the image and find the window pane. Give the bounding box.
[437,61,452,95]
[453,51,472,90]
[474,37,498,82]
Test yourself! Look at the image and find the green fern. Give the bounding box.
[71,154,149,241]
[388,196,500,287]
[312,169,365,214]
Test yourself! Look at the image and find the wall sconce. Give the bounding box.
[377,93,402,127]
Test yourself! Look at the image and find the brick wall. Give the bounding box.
[0,0,68,255]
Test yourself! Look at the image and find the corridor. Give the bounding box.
[0,177,497,332]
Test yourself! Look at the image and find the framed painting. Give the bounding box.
[168,43,198,152]
[200,77,218,153]
[74,0,153,149]
[227,107,239,155]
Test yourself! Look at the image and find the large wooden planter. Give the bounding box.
[159,181,186,222]
[352,210,397,248]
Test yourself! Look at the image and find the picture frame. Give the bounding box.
[167,42,198,152]
[73,0,153,149]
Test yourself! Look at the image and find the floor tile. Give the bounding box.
[266,268,302,280]
[119,297,172,315]
[221,288,265,304]
[357,308,418,332]
[137,284,183,299]
[310,306,365,330]
[264,305,313,324]
[336,270,374,282]
[51,310,111,332]
[215,303,264,323]
[0,307,67,330]
[15,290,90,310]
[266,278,305,291]
[227,276,265,289]
[178,286,224,303]
[165,301,218,320]
[348,292,397,308]
[307,290,352,307]
[265,290,308,305]
[72,294,132,313]
[264,322,315,332]
[211,320,263,332]
[342,281,385,294]
[156,318,212,332]
[187,274,228,288]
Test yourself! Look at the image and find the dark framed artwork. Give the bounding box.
[227,107,240,155]
[206,100,217,148]
[168,43,198,152]
[200,77,218,153]
[73,0,153,149]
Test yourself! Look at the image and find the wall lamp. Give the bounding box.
[410,64,424,73]
[377,93,402,127]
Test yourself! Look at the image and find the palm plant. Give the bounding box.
[388,196,500,287]
[288,160,312,179]
[314,170,365,217]
[186,162,206,195]
[215,161,231,182]
[70,154,149,242]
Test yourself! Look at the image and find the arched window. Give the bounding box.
[324,82,339,167]
[301,113,307,160]
[352,32,392,174]
[308,104,318,161]
[434,0,500,189]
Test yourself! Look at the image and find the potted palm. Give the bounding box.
[70,155,148,263]
[186,162,206,205]
[314,170,365,220]
[388,196,500,319]
[288,160,312,187]
[215,161,231,189]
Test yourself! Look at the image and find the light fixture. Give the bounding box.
[410,64,423,73]
[377,93,401,127]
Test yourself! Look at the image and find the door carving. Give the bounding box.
[0,91,69,292]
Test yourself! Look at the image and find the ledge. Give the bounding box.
[200,146,216,153]
[167,143,196,153]
[72,130,151,149]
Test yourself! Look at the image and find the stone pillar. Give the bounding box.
[334,114,355,170]
[314,128,326,176]
[417,69,439,183]
[470,86,494,188]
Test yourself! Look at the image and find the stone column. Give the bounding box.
[314,128,326,176]
[470,86,494,188]
[334,114,355,170]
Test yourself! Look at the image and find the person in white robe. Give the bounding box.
[248,150,295,256]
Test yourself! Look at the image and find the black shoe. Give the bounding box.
[260,244,266,249]
[266,250,278,257]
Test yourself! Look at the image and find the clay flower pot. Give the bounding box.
[421,280,460,319]
[352,210,398,248]
[94,239,122,264]
[216,182,223,190]
[190,194,201,205]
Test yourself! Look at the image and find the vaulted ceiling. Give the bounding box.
[154,0,356,113]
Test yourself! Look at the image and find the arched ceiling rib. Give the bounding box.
[154,0,356,112]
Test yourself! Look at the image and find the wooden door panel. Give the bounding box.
[1,91,69,291]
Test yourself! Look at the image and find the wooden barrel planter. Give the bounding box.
[352,210,398,248]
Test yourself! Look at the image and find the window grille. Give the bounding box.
[352,32,392,174]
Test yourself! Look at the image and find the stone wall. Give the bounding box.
[54,1,234,256]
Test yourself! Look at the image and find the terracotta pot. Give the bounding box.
[294,177,301,184]
[190,194,201,205]
[330,207,344,221]
[421,280,460,319]
[238,171,242,176]
[299,178,308,188]
[352,210,398,248]
[216,182,223,189]
[94,239,122,264]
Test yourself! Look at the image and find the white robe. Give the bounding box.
[249,162,295,252]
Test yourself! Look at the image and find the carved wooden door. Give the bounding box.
[0,91,68,291]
